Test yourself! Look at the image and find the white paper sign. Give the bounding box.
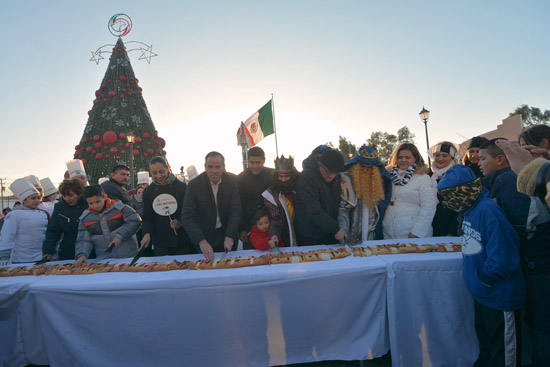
[152,194,178,216]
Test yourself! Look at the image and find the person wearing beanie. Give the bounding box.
[462,136,489,178]
[295,147,348,245]
[339,145,392,241]
[437,165,525,367]
[0,178,49,265]
[428,141,461,237]
[382,143,437,239]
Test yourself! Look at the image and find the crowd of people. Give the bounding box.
[1,124,550,366]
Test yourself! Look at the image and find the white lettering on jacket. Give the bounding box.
[461,220,483,256]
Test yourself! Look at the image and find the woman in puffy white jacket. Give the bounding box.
[382,143,437,239]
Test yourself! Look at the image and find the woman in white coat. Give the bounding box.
[382,143,437,239]
[0,178,49,265]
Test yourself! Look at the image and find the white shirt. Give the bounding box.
[210,178,223,229]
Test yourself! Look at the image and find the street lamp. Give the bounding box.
[419,106,431,170]
[126,133,135,188]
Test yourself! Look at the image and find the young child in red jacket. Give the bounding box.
[249,208,285,250]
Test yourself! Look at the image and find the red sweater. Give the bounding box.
[249,226,286,250]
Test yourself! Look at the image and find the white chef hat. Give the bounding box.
[137,171,150,185]
[98,177,109,185]
[40,177,58,197]
[66,159,86,178]
[10,178,39,201]
[186,166,199,181]
[25,175,43,190]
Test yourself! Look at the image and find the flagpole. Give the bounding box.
[238,122,249,171]
[271,93,279,158]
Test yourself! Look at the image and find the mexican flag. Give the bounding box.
[237,100,274,147]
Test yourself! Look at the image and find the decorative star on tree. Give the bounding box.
[90,50,105,65]
[138,45,158,64]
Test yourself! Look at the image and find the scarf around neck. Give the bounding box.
[391,164,416,186]
[431,162,455,186]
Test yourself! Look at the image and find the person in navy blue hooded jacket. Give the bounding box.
[438,164,526,367]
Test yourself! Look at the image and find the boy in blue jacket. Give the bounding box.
[438,165,526,367]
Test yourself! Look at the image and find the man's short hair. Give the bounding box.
[112,165,130,174]
[479,138,507,159]
[2,208,11,215]
[205,151,225,165]
[248,147,265,160]
[83,184,105,199]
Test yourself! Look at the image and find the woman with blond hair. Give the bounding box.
[382,143,437,239]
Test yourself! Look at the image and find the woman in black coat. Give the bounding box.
[140,156,195,256]
[42,179,88,260]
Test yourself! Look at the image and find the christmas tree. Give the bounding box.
[72,37,166,185]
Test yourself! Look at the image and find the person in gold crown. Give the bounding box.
[262,155,300,247]
[339,145,392,242]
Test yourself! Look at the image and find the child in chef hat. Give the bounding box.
[0,178,49,265]
[66,159,89,186]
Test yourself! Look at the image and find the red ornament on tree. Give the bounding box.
[125,142,131,148]
[120,75,127,82]
[100,84,106,89]
[75,145,80,150]
[135,137,142,144]
[119,132,126,139]
[143,132,150,139]
[86,146,93,153]
[92,149,97,154]
[95,142,103,149]
[108,91,115,97]
[105,154,110,159]
[81,137,87,144]
[147,148,153,155]
[118,142,123,146]
[110,147,118,154]
[158,138,166,148]
[82,159,88,165]
[96,153,103,160]
[103,131,117,145]
[93,135,101,142]
[116,156,121,160]
[132,149,140,156]
[120,150,125,154]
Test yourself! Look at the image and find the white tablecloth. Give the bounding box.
[5,246,388,367]
[374,237,479,367]
[1,239,480,367]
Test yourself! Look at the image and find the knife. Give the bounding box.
[221,248,229,259]
[105,243,115,253]
[273,238,282,254]
[130,247,146,266]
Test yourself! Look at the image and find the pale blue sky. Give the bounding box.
[0,0,549,191]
